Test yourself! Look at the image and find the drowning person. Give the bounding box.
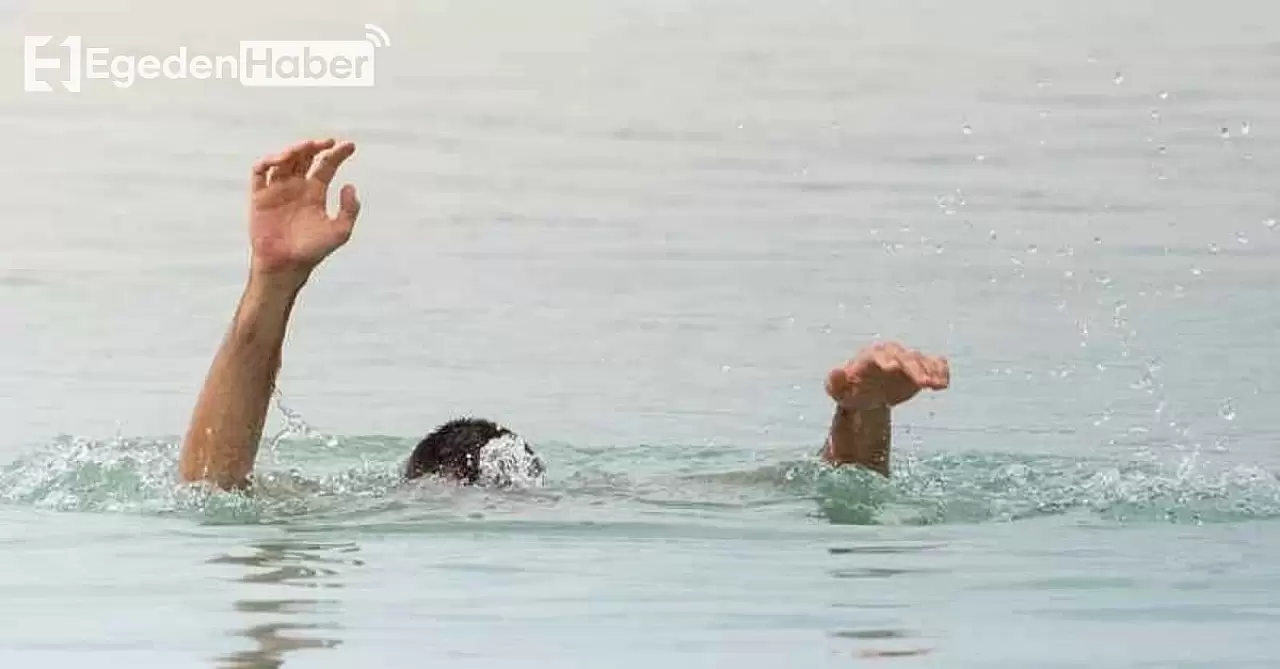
[177,138,951,490]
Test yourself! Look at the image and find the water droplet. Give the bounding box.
[1190,266,1203,276]
[1264,218,1277,230]
[1026,244,1039,254]
[975,154,986,162]
[721,365,732,372]
[1208,243,1220,255]
[961,123,973,136]
[1113,72,1124,85]
[1093,236,1103,244]
[1159,91,1169,100]
[1036,79,1049,89]
[1151,109,1160,121]
[1242,121,1251,135]
[989,229,998,240]
[1157,145,1167,154]
[1236,232,1249,245]
[1219,398,1236,421]
[932,244,945,255]
[1220,127,1230,139]
[1063,269,1074,278]
[1131,367,1155,391]
[1039,110,1049,119]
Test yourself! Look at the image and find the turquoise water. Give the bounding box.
[3,0,1280,666]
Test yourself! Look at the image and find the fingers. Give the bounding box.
[251,139,337,190]
[334,184,361,234]
[251,159,271,192]
[250,138,359,197]
[871,345,903,375]
[863,341,951,389]
[900,350,933,388]
[272,138,335,182]
[310,141,356,185]
[934,356,951,388]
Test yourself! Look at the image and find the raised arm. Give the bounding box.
[821,342,949,477]
[178,138,361,489]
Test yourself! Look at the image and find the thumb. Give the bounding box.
[335,184,361,232]
[825,367,849,400]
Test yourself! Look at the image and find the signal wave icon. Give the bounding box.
[364,24,391,48]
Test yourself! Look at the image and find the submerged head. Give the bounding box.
[405,417,545,487]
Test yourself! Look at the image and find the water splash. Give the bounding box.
[476,433,547,488]
[2,437,1278,529]
[0,434,405,524]
[798,453,1280,526]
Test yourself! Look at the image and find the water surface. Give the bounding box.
[2,0,1279,666]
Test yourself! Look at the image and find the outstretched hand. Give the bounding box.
[825,341,950,410]
[249,138,361,279]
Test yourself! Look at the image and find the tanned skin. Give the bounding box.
[178,138,361,489]
[821,341,950,477]
[177,137,948,490]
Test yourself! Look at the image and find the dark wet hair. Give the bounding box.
[405,417,541,485]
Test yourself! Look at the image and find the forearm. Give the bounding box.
[178,271,306,488]
[822,406,891,477]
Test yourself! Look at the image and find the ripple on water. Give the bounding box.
[1,434,1279,528]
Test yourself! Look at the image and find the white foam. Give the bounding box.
[476,433,546,488]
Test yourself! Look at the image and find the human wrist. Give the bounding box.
[232,267,307,335]
[247,261,312,296]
